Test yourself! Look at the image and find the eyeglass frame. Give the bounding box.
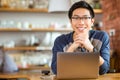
[71,16,92,22]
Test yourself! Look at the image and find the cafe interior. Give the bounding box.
[0,0,120,80]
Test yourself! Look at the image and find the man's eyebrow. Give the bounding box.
[72,15,90,17]
[72,15,79,17]
[83,15,90,16]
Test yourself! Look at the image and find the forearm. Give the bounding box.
[99,51,110,75]
[99,60,109,75]
[99,56,104,66]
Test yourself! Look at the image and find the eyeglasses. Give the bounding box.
[71,16,91,22]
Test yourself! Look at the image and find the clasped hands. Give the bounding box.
[67,31,93,52]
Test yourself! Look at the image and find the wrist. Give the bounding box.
[93,47,98,52]
[67,43,79,52]
[88,46,94,52]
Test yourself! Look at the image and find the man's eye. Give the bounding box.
[83,17,91,19]
[83,17,88,19]
[72,17,79,19]
[75,17,79,19]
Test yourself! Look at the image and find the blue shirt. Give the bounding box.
[51,30,110,75]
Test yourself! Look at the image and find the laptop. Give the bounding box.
[57,52,99,79]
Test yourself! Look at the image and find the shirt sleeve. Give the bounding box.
[51,35,65,74]
[99,32,110,75]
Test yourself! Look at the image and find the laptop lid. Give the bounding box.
[57,52,99,79]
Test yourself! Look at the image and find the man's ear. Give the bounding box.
[69,19,72,23]
[92,18,95,23]
[91,18,95,26]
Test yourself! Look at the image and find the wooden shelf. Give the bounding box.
[19,66,50,71]
[0,28,73,32]
[3,46,36,51]
[0,8,48,12]
[94,9,102,14]
[3,46,52,51]
[0,28,20,31]
[0,8,102,13]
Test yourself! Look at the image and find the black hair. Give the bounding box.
[68,1,95,19]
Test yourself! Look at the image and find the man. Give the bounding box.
[51,1,110,75]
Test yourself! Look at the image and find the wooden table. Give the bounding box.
[0,70,42,80]
[0,72,120,80]
[53,73,120,80]
[98,73,120,80]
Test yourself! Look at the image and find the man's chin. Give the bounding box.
[78,29,85,33]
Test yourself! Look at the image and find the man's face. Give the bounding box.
[70,8,94,34]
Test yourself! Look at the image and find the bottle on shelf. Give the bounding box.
[1,0,9,8]
[93,0,101,9]
[28,0,34,8]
